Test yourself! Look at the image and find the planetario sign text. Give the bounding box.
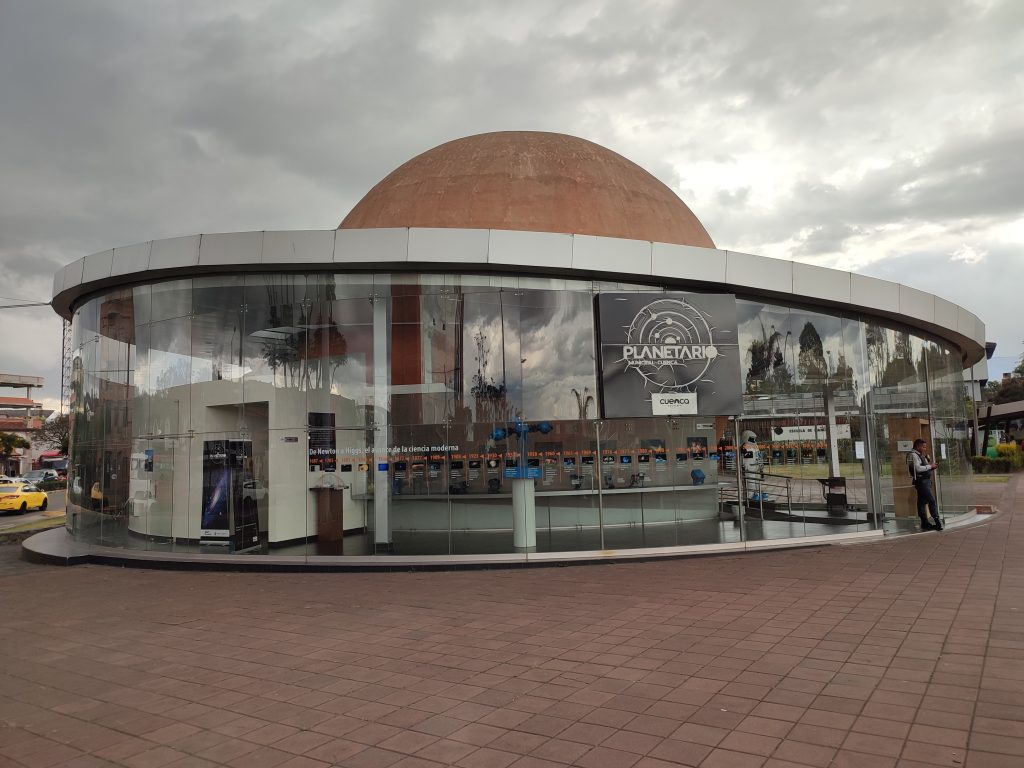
[597,293,741,418]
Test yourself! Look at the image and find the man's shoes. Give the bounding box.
[921,524,934,530]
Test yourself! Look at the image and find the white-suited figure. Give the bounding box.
[740,430,766,501]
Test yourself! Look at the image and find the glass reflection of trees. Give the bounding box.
[867,326,924,389]
[745,319,794,394]
[741,305,852,397]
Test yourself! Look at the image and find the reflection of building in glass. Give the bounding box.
[46,131,989,565]
[0,373,46,476]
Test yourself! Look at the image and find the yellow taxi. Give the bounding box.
[0,483,49,513]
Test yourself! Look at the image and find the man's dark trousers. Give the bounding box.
[915,478,941,529]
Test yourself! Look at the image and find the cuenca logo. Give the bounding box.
[619,298,719,392]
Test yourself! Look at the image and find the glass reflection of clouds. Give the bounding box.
[519,291,595,420]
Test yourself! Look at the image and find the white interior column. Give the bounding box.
[372,296,391,550]
[824,387,841,478]
[511,478,536,550]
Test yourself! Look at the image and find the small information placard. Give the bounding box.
[652,392,698,415]
[504,467,542,479]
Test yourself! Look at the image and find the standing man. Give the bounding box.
[908,438,942,531]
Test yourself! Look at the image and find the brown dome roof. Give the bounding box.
[339,131,715,248]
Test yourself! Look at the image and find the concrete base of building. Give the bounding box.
[17,525,885,571]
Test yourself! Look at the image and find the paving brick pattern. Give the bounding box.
[1,475,1022,767]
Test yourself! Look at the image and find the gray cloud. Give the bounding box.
[2,0,1021,405]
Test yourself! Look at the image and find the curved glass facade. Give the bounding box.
[66,272,976,558]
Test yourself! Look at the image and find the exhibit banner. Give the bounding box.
[596,293,741,418]
[200,440,231,544]
[200,439,259,551]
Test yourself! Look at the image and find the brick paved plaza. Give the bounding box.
[1,475,1022,768]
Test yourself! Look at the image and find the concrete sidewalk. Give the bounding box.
[0,477,1022,768]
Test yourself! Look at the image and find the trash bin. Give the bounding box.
[312,487,344,554]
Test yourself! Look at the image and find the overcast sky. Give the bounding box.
[2,0,1021,410]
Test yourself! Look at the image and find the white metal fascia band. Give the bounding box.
[51,228,986,366]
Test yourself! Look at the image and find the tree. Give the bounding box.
[796,322,826,384]
[831,352,855,390]
[0,432,30,464]
[865,323,888,386]
[880,331,918,388]
[34,414,70,455]
[992,378,1024,405]
[470,329,516,425]
[745,322,793,394]
[985,345,1024,405]
[572,387,594,420]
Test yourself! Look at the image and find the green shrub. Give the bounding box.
[995,443,1024,469]
[971,456,1014,473]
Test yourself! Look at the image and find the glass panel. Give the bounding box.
[842,317,878,529]
[535,418,602,552]
[191,276,243,426]
[737,304,869,539]
[463,288,523,422]
[148,318,191,437]
[518,289,596,421]
[867,326,932,533]
[132,435,187,548]
[926,339,973,521]
[149,279,192,323]
[595,417,722,548]
[390,421,453,554]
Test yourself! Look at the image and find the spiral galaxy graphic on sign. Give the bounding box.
[622,298,718,391]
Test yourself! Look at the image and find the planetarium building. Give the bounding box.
[46,132,987,565]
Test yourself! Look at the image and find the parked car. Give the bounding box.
[0,483,49,513]
[24,469,59,484]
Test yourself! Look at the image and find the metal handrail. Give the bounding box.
[757,472,794,518]
[720,471,794,519]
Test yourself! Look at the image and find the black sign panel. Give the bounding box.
[308,412,337,472]
[597,293,741,418]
